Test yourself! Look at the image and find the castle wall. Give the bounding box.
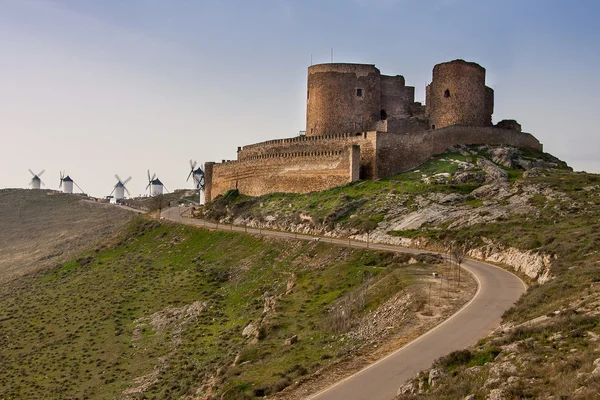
[306,64,381,136]
[237,132,379,179]
[426,60,492,129]
[206,147,360,201]
[374,126,542,178]
[380,75,415,119]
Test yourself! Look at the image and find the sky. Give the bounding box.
[1,0,599,197]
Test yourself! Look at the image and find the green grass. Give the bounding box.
[0,218,430,400]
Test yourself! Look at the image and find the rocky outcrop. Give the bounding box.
[468,238,553,283]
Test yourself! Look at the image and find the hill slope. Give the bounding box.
[0,216,458,400]
[200,144,600,398]
[0,189,134,283]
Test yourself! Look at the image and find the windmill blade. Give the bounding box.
[147,169,151,182]
[28,169,35,176]
[74,182,85,194]
[151,173,156,181]
[40,180,46,187]
[38,170,45,177]
[146,183,151,190]
[59,179,63,188]
[186,170,193,182]
[124,186,130,196]
[162,184,169,193]
[109,186,116,196]
[190,159,197,170]
[123,176,132,185]
[115,174,121,183]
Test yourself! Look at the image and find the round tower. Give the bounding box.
[306,63,381,136]
[426,60,493,129]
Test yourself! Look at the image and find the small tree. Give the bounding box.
[450,241,467,288]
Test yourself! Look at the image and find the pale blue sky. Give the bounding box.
[1,0,599,197]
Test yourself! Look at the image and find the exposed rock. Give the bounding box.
[423,173,451,185]
[592,358,600,377]
[471,183,512,200]
[397,381,416,395]
[476,157,509,183]
[263,293,277,315]
[486,388,506,400]
[464,365,483,375]
[488,361,517,378]
[452,171,485,184]
[464,395,476,400]
[428,368,445,387]
[488,147,522,169]
[242,323,259,339]
[284,335,298,345]
[468,238,553,283]
[286,273,297,295]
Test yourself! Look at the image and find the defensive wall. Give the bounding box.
[205,146,360,201]
[205,59,543,202]
[205,126,542,200]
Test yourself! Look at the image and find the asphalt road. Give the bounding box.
[161,207,527,400]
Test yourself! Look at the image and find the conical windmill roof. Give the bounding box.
[151,178,163,185]
[62,176,73,182]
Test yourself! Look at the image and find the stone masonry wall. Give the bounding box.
[206,146,360,201]
[380,75,415,119]
[426,60,492,129]
[306,63,381,136]
[237,132,379,179]
[375,126,542,178]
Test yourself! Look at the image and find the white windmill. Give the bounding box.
[59,172,85,194]
[109,174,132,202]
[187,160,206,204]
[28,169,45,189]
[146,170,167,197]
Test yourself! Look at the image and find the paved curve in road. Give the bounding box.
[161,207,527,400]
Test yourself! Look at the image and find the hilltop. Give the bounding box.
[201,144,600,399]
[0,189,134,283]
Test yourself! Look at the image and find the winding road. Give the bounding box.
[161,207,527,400]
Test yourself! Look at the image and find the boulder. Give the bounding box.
[242,323,259,339]
[476,158,509,183]
[284,335,298,345]
[428,368,445,387]
[487,388,506,400]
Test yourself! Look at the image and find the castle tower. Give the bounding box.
[306,63,382,136]
[426,59,494,129]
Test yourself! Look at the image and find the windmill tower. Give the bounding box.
[109,175,131,202]
[59,172,85,194]
[146,170,166,197]
[187,160,206,205]
[28,169,45,189]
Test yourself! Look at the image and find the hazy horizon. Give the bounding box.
[2,0,599,198]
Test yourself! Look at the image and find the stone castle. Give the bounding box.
[204,59,541,201]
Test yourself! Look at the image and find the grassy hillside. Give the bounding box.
[200,145,600,398]
[0,189,134,283]
[0,217,445,400]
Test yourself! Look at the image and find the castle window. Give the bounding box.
[380,109,387,120]
[444,89,450,98]
[356,88,363,97]
[431,124,436,129]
